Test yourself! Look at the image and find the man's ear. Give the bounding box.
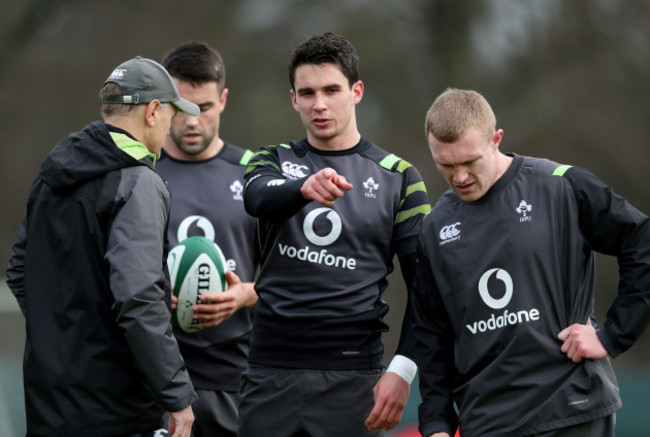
[219,87,229,113]
[352,80,364,105]
[492,129,504,149]
[290,88,299,112]
[144,100,162,127]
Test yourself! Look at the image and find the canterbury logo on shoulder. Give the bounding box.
[282,161,309,179]
[439,222,461,245]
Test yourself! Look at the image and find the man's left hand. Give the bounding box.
[364,371,410,431]
[557,319,609,363]
[191,271,257,328]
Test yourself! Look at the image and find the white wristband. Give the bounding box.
[386,354,417,384]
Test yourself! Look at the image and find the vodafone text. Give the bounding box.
[277,243,356,270]
[466,308,540,334]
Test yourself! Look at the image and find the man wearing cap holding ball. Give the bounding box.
[6,56,199,437]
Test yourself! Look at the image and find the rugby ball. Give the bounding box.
[167,236,228,333]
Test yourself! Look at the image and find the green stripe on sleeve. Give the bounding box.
[252,149,273,157]
[396,160,412,173]
[552,165,573,176]
[244,160,281,175]
[394,204,431,225]
[405,181,427,197]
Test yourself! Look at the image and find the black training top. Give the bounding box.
[157,143,259,391]
[414,154,650,436]
[243,137,431,370]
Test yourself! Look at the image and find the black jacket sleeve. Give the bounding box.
[6,217,27,316]
[564,166,650,357]
[243,174,310,222]
[108,168,196,412]
[412,238,459,436]
[394,251,418,361]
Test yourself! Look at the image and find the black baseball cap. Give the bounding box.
[102,56,199,116]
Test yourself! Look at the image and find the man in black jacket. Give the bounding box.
[6,56,199,437]
[413,88,650,437]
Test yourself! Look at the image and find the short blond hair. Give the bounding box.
[425,88,496,143]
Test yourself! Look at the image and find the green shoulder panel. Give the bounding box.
[239,149,254,166]
[379,153,401,171]
[552,164,573,177]
[378,153,415,174]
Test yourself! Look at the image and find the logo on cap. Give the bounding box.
[108,68,126,80]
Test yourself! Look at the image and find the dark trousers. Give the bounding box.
[191,389,238,437]
[239,366,385,437]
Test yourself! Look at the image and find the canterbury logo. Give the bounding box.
[282,161,309,179]
[439,222,461,245]
[108,68,126,80]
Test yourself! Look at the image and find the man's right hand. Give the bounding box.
[300,167,353,206]
[168,405,194,437]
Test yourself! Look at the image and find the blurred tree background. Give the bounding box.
[1,0,649,435]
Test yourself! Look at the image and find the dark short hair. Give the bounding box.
[288,32,359,89]
[99,82,135,117]
[163,41,226,91]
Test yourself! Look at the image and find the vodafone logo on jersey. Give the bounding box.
[176,215,237,271]
[478,268,513,309]
[178,215,214,242]
[466,267,541,335]
[303,208,342,246]
[277,207,356,270]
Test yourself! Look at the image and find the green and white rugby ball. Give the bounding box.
[167,236,228,333]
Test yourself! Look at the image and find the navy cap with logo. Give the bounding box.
[102,56,199,116]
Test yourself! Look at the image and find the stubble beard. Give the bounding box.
[170,128,215,157]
